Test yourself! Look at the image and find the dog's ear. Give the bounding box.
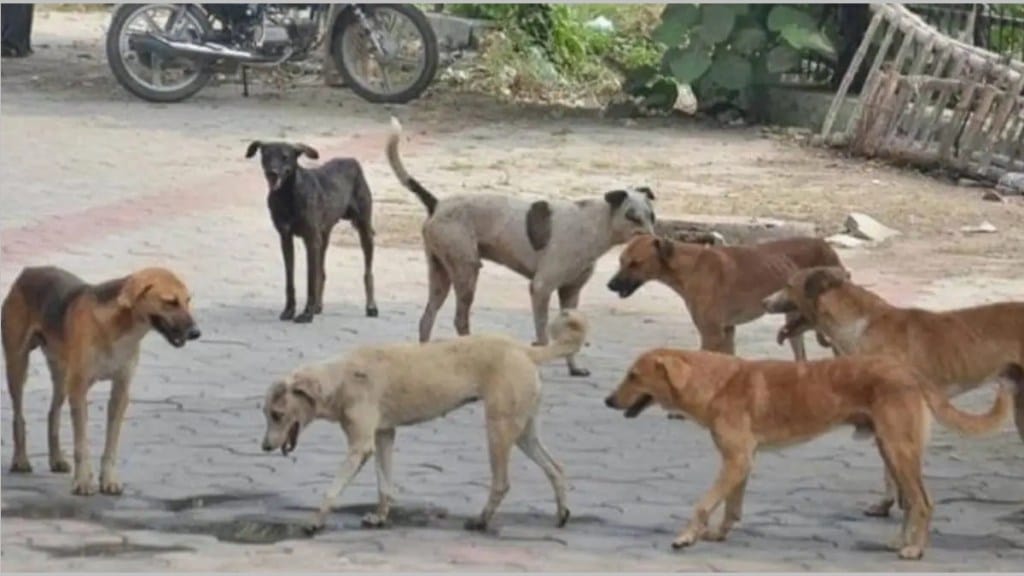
[117,276,154,309]
[804,268,846,301]
[526,201,553,251]
[654,237,674,262]
[245,141,262,159]
[635,186,655,201]
[295,144,319,160]
[655,355,691,392]
[605,189,628,209]
[289,376,321,407]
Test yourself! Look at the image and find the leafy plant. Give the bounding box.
[630,4,838,114]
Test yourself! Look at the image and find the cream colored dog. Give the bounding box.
[261,311,588,533]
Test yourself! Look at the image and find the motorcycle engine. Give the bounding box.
[254,22,291,50]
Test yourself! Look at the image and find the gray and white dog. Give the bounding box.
[386,118,656,376]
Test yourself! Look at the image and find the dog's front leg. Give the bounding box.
[99,370,133,495]
[362,428,396,528]
[307,436,374,533]
[278,232,297,321]
[558,274,591,377]
[67,372,97,496]
[295,235,322,323]
[673,443,752,549]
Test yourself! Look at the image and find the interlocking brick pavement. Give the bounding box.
[2,54,1022,572]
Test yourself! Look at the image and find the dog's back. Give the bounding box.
[752,237,841,269]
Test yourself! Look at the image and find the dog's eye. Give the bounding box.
[271,411,283,423]
[626,213,643,225]
[163,298,180,308]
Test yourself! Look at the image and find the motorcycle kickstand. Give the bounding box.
[241,66,250,97]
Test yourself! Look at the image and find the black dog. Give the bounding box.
[246,141,377,323]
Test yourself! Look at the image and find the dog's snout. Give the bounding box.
[604,395,616,408]
[186,326,201,341]
[261,440,273,452]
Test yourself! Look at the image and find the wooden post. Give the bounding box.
[821,11,883,139]
[323,5,344,87]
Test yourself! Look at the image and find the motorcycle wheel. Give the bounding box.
[106,4,214,103]
[330,4,439,104]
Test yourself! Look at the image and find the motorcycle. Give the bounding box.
[105,3,439,104]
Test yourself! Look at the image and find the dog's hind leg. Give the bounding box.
[874,426,932,560]
[466,416,520,531]
[452,261,480,337]
[313,230,330,315]
[277,232,297,321]
[515,416,570,527]
[45,356,70,473]
[557,269,593,377]
[354,220,378,318]
[4,339,32,473]
[362,428,396,528]
[419,254,451,342]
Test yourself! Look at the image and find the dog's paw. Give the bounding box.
[863,500,893,518]
[9,459,32,474]
[279,307,296,321]
[671,532,698,550]
[71,477,98,496]
[100,478,124,495]
[312,303,323,314]
[556,508,571,528]
[50,457,71,473]
[898,545,923,560]
[361,512,390,529]
[568,367,590,378]
[294,311,314,324]
[366,305,379,318]
[463,518,488,532]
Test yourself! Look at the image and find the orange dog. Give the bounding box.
[605,348,1011,560]
[764,266,1024,515]
[2,266,200,495]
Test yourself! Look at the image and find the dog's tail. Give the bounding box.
[920,373,1013,436]
[387,117,438,216]
[525,311,589,365]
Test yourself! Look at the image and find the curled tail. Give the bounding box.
[525,310,589,365]
[387,117,438,215]
[921,376,1012,436]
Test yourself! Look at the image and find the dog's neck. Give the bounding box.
[816,283,891,349]
[91,303,149,344]
[656,241,707,296]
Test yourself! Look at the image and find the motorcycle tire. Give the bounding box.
[330,4,439,104]
[106,4,214,103]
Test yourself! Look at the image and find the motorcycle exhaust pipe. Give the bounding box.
[129,33,273,63]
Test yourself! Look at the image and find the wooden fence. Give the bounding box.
[820,4,1024,182]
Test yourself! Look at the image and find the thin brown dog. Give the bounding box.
[764,266,1024,515]
[2,266,200,495]
[607,234,841,359]
[604,348,1011,560]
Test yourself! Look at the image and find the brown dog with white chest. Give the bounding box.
[763,265,1024,516]
[2,266,200,495]
[607,234,841,359]
[604,348,1012,560]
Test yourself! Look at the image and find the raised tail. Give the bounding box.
[525,310,589,365]
[386,117,438,215]
[921,375,1012,436]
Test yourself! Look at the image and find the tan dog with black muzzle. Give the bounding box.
[261,310,588,534]
[2,266,200,495]
[604,348,1012,560]
[763,266,1024,516]
[607,234,840,359]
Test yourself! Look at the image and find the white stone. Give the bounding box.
[960,221,998,234]
[844,212,900,242]
[826,233,868,249]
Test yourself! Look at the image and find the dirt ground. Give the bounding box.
[3,9,1022,283]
